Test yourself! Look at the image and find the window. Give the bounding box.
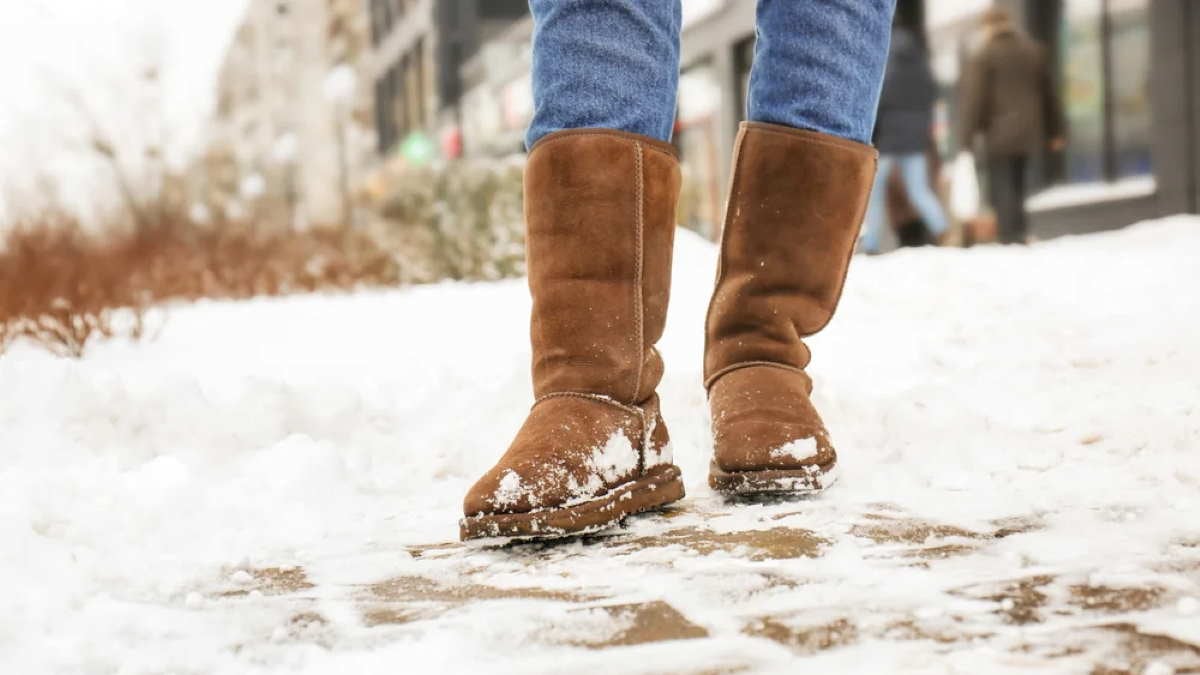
[1059,0,1151,183]
[1108,0,1151,177]
[412,38,427,129]
[477,0,528,20]
[369,0,395,46]
[369,0,383,45]
[375,76,391,153]
[375,65,403,154]
[388,63,404,139]
[677,62,723,238]
[1061,0,1105,182]
[734,37,755,123]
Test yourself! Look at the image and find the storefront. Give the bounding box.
[1005,0,1200,235]
[679,0,1199,240]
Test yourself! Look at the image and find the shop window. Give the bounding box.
[676,62,723,239]
[1059,0,1151,183]
[734,37,755,123]
[1108,0,1151,178]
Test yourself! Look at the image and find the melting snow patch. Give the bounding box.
[645,441,674,467]
[769,437,819,461]
[589,431,637,483]
[493,470,525,508]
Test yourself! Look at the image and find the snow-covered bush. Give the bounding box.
[373,158,525,282]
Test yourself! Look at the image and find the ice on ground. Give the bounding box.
[2,216,1199,673]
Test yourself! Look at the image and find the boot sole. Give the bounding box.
[459,464,685,543]
[708,459,839,496]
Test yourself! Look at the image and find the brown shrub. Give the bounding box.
[0,212,402,357]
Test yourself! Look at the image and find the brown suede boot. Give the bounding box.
[460,129,685,541]
[704,122,876,495]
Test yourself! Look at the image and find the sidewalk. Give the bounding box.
[3,217,1199,673]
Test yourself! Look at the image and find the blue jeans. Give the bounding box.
[861,153,949,254]
[526,0,895,148]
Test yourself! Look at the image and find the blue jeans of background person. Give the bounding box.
[526,0,895,148]
[861,153,949,254]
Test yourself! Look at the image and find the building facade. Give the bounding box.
[458,16,533,158]
[367,0,1199,238]
[367,0,528,160]
[997,0,1200,236]
[212,0,373,228]
[678,0,1200,238]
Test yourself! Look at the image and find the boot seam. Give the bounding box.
[630,141,645,405]
[533,391,643,418]
[704,361,807,392]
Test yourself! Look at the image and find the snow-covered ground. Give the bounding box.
[3,216,1199,674]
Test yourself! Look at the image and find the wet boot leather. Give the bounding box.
[460,129,684,541]
[704,122,877,494]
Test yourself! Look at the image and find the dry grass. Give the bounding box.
[0,212,401,357]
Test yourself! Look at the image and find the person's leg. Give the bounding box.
[705,1,895,495]
[463,1,686,541]
[988,156,1019,243]
[861,154,896,254]
[525,0,681,148]
[748,0,895,142]
[897,153,949,239]
[1012,155,1029,242]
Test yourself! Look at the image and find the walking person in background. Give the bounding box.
[960,7,1066,244]
[459,0,895,542]
[861,21,949,255]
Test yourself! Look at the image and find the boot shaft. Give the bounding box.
[704,122,877,387]
[524,130,681,404]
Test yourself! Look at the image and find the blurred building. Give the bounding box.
[458,17,533,158]
[212,0,373,228]
[360,0,1199,237]
[366,0,528,161]
[995,0,1199,236]
[677,0,1200,238]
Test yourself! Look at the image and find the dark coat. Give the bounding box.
[873,27,938,155]
[959,26,1066,158]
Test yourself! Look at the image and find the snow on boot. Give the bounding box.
[704,122,877,495]
[460,130,684,542]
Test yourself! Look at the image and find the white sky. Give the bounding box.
[0,0,248,219]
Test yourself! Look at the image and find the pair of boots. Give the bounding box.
[460,123,876,541]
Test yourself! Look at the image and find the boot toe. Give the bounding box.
[709,366,837,472]
[462,462,561,517]
[461,396,646,518]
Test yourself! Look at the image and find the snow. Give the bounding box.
[768,437,820,462]
[2,215,1199,673]
[1025,175,1157,212]
[493,470,526,509]
[587,432,639,486]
